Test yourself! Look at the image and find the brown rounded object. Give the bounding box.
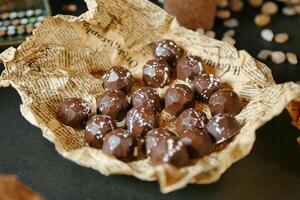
[176,108,208,135]
[58,98,91,129]
[164,0,216,30]
[164,84,195,116]
[180,129,214,158]
[85,115,117,149]
[208,89,243,116]
[97,90,129,121]
[102,128,135,161]
[150,137,190,168]
[206,113,242,144]
[126,107,160,140]
[143,58,171,88]
[145,128,176,155]
[154,40,184,67]
[131,87,162,112]
[176,55,206,81]
[102,66,133,94]
[193,73,221,102]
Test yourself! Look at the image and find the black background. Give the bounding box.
[0,0,300,199]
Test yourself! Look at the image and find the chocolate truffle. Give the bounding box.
[145,128,175,155]
[208,89,243,116]
[206,113,242,144]
[176,55,206,81]
[85,115,117,149]
[126,107,159,140]
[102,66,133,94]
[102,128,135,161]
[164,84,195,116]
[58,98,91,129]
[150,137,190,168]
[180,129,214,159]
[131,87,162,112]
[176,108,208,135]
[97,90,129,121]
[154,40,184,67]
[143,58,171,88]
[193,73,221,102]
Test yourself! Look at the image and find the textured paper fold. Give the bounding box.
[1,0,300,193]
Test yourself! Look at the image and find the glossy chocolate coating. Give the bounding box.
[154,39,184,67]
[145,128,175,155]
[193,73,221,102]
[208,89,243,116]
[102,128,134,161]
[102,66,133,94]
[176,55,205,81]
[58,98,91,129]
[85,115,117,149]
[143,58,171,88]
[180,129,214,159]
[97,90,129,121]
[150,137,190,168]
[126,107,159,140]
[131,87,162,112]
[176,108,208,135]
[206,113,242,144]
[164,84,195,116]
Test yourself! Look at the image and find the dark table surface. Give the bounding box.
[1,1,300,199]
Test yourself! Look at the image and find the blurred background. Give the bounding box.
[0,1,299,200]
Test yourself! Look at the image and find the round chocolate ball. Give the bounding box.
[102,66,133,94]
[131,87,162,112]
[176,108,208,135]
[58,98,91,129]
[150,137,190,168]
[143,58,171,88]
[176,55,206,81]
[102,128,135,161]
[180,129,214,159]
[193,73,221,102]
[85,115,117,149]
[126,107,159,140]
[206,113,242,144]
[164,84,195,116]
[208,89,243,116]
[154,39,184,67]
[97,90,129,121]
[145,128,176,155]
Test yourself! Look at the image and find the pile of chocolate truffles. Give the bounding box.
[58,40,243,168]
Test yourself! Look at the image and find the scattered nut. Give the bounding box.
[297,137,300,145]
[216,10,231,19]
[282,7,297,16]
[223,18,239,28]
[255,14,271,27]
[217,0,229,8]
[261,1,278,15]
[261,29,274,42]
[222,36,236,45]
[206,30,216,38]
[196,28,205,35]
[294,5,300,14]
[229,0,244,12]
[223,29,235,37]
[249,0,263,7]
[274,33,289,44]
[286,52,298,65]
[271,51,286,64]
[62,4,78,12]
[258,49,273,60]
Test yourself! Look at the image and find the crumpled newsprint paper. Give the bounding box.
[0,0,299,193]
